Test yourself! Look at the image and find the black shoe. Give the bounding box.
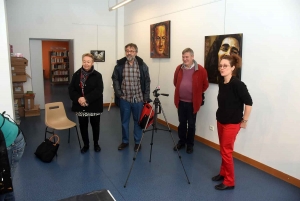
[212,174,224,181]
[134,144,141,152]
[81,146,89,154]
[215,183,235,190]
[118,143,129,150]
[173,143,185,151]
[186,147,193,154]
[94,144,101,152]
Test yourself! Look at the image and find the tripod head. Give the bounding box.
[153,86,169,98]
[152,87,169,114]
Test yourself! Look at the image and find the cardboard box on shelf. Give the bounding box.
[12,74,27,82]
[14,93,24,99]
[24,93,35,110]
[11,57,28,66]
[11,66,26,74]
[12,72,26,75]
[25,105,40,117]
[12,73,31,83]
[13,83,24,94]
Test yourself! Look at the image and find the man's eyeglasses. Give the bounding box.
[125,50,136,54]
[218,65,229,69]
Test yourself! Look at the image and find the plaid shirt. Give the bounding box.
[121,59,143,103]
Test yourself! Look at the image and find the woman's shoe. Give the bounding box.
[81,146,89,154]
[212,174,224,181]
[215,183,234,190]
[94,144,101,152]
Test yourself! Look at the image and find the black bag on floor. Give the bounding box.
[35,134,59,163]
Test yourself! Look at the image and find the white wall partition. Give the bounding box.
[29,39,45,109]
[0,0,14,117]
[124,0,300,179]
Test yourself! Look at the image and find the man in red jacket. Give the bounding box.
[173,48,209,153]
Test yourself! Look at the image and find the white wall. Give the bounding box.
[5,0,118,104]
[124,0,300,179]
[30,40,45,109]
[0,0,14,117]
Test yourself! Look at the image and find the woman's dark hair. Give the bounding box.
[220,54,242,68]
[204,34,243,83]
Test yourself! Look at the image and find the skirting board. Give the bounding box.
[157,118,300,188]
[103,103,115,107]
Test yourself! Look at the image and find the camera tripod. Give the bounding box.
[124,89,190,187]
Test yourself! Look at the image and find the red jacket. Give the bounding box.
[174,63,209,114]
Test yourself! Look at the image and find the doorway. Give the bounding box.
[29,39,74,109]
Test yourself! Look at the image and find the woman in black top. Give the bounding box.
[212,54,252,190]
[69,53,103,153]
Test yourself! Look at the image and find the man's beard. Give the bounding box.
[126,55,135,62]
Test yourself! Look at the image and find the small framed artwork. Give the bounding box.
[150,20,171,58]
[90,50,105,62]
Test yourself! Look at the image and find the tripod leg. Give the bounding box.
[160,105,191,184]
[124,129,146,188]
[149,124,155,162]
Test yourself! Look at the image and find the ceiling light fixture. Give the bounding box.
[109,0,134,11]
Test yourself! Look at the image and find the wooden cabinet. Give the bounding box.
[50,51,69,84]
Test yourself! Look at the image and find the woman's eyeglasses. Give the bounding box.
[218,65,229,69]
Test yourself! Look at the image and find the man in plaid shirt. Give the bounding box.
[112,43,151,152]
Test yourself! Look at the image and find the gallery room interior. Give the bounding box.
[1,0,300,200]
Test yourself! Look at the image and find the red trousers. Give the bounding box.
[217,121,240,186]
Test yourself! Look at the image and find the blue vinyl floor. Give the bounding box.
[12,81,300,201]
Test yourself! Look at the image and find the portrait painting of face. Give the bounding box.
[204,34,243,83]
[150,20,171,58]
[90,50,105,62]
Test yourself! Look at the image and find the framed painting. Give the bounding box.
[204,33,243,83]
[150,20,171,58]
[90,50,105,62]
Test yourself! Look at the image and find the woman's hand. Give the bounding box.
[240,119,248,128]
[78,97,87,107]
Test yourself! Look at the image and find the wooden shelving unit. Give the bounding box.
[50,51,69,84]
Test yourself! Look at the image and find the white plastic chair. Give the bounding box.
[44,102,81,150]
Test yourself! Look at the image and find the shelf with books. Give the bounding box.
[50,51,69,84]
[51,76,69,83]
[52,70,68,76]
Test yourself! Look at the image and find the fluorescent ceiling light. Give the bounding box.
[109,0,134,11]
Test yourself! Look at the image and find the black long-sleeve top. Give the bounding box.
[68,66,104,113]
[216,77,253,124]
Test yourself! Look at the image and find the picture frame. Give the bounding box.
[90,50,105,62]
[150,20,171,58]
[204,33,243,83]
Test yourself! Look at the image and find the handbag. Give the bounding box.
[35,134,60,163]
